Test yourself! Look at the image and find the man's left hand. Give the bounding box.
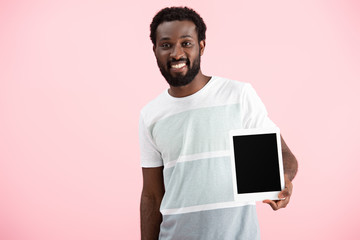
[263,174,293,211]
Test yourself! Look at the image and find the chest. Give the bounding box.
[151,104,244,164]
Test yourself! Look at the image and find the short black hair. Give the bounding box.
[150,7,207,45]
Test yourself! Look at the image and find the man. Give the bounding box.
[139,6,298,240]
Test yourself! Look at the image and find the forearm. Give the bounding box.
[280,135,298,181]
[282,151,298,181]
[140,193,162,240]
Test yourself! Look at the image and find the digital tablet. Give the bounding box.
[229,127,285,202]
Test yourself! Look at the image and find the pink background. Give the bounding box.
[1,0,359,239]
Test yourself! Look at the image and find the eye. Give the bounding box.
[182,42,192,47]
[160,43,171,48]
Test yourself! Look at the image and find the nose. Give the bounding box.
[170,43,185,60]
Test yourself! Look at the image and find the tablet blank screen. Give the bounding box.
[232,133,281,194]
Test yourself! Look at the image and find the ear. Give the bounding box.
[153,45,156,54]
[199,40,206,56]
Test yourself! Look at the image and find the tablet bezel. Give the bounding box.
[229,127,285,202]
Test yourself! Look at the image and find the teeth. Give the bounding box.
[171,63,186,69]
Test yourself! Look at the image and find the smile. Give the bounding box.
[171,63,186,69]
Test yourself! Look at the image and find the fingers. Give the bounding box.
[263,200,278,211]
[263,196,290,211]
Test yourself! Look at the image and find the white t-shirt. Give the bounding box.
[139,76,276,240]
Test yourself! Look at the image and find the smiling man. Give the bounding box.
[139,7,298,240]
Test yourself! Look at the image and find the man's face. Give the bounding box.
[153,20,205,87]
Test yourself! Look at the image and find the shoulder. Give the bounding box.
[140,90,169,127]
[211,76,252,99]
[141,90,167,115]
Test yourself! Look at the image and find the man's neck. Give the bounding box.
[168,72,211,98]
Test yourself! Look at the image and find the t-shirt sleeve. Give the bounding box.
[241,83,277,129]
[139,113,163,167]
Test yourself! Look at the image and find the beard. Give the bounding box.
[157,53,201,87]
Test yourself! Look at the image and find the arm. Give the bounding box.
[281,135,298,181]
[140,167,165,240]
[263,135,298,210]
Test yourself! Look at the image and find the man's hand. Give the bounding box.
[263,174,293,211]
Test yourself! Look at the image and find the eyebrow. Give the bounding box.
[159,35,194,42]
[180,35,193,39]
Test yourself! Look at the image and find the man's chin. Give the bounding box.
[166,76,194,87]
[170,72,187,78]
